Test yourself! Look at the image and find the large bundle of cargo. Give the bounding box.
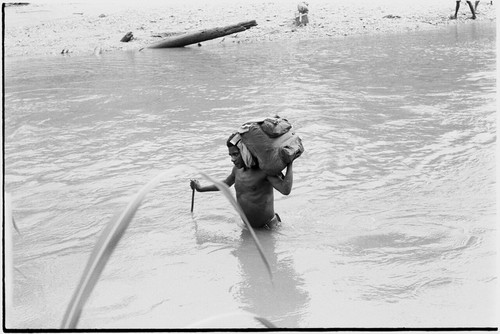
[230,117,304,176]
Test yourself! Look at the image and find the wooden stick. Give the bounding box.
[191,188,195,212]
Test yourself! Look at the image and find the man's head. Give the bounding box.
[227,133,244,169]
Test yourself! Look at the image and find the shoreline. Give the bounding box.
[3,0,497,59]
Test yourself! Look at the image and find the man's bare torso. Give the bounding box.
[232,166,275,228]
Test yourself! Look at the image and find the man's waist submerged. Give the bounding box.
[262,213,281,230]
[244,211,281,229]
[240,210,273,227]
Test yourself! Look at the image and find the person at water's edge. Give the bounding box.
[190,133,293,229]
[452,0,479,19]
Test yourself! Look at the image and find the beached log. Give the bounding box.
[149,20,257,48]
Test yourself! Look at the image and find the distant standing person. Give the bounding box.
[452,0,479,19]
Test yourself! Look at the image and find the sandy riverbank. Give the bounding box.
[2,0,497,58]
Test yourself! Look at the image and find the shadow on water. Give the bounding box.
[192,214,309,327]
[231,227,310,327]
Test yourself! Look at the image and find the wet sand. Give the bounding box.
[3,0,497,58]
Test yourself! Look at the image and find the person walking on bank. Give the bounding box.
[452,0,479,19]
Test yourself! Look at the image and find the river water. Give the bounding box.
[3,22,497,329]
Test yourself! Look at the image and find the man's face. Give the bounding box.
[228,146,244,169]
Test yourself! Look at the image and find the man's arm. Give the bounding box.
[190,168,236,192]
[267,162,293,195]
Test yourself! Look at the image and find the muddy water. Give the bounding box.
[3,22,496,328]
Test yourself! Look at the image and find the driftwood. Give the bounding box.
[149,20,257,48]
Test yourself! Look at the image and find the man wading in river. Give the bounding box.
[190,132,294,229]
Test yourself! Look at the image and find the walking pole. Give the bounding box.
[191,187,195,213]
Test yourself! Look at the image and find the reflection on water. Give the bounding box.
[232,228,309,327]
[192,218,309,327]
[3,22,496,328]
